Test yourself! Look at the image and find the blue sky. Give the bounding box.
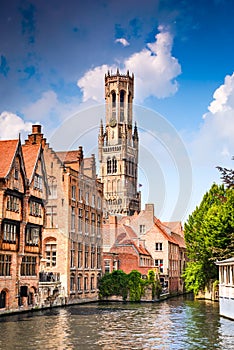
[0,0,234,221]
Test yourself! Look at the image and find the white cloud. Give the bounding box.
[0,111,32,139]
[191,73,234,165]
[115,38,130,47]
[77,65,112,102]
[77,26,181,103]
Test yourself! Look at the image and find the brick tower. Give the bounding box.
[98,69,141,216]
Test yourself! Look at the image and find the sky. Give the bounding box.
[0,0,234,222]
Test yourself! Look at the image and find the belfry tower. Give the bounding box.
[98,69,141,216]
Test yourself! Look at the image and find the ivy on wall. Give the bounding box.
[98,269,162,301]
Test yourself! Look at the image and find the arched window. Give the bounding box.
[112,157,117,173]
[107,158,112,174]
[112,91,116,107]
[120,90,125,122]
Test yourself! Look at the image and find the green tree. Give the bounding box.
[183,184,234,294]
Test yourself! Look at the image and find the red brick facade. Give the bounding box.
[0,135,48,311]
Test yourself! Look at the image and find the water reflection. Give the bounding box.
[0,296,233,349]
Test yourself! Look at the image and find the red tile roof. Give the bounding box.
[163,221,183,235]
[22,144,41,182]
[0,139,19,178]
[154,218,178,245]
[56,150,80,163]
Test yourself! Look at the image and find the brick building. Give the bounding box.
[103,204,187,294]
[103,216,153,276]
[26,125,103,304]
[0,135,48,311]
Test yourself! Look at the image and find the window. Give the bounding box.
[78,208,83,232]
[155,243,163,251]
[107,158,112,174]
[91,213,96,235]
[139,225,145,234]
[107,157,117,174]
[97,246,101,269]
[112,157,117,173]
[45,243,56,267]
[91,275,95,290]
[21,256,36,276]
[97,215,101,236]
[97,196,101,209]
[34,174,43,191]
[71,185,76,200]
[85,211,89,234]
[120,90,125,121]
[77,275,82,292]
[30,201,41,217]
[70,274,75,292]
[85,245,89,269]
[26,226,40,246]
[155,259,163,273]
[91,245,95,269]
[70,240,75,268]
[3,223,17,243]
[79,189,83,202]
[71,207,75,232]
[92,194,95,207]
[84,276,88,291]
[104,260,110,274]
[7,195,19,212]
[78,243,83,268]
[85,192,89,204]
[0,254,11,276]
[112,91,116,108]
[48,183,57,199]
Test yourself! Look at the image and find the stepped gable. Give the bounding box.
[0,139,19,178]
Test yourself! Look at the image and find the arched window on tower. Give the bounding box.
[107,158,112,174]
[128,93,131,124]
[112,157,117,173]
[112,91,116,107]
[120,90,125,122]
[111,91,116,118]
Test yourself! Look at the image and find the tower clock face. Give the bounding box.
[109,117,117,127]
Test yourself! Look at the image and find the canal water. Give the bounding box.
[0,296,233,350]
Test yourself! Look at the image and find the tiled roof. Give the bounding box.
[154,217,178,245]
[22,144,41,182]
[56,150,79,163]
[0,139,19,178]
[163,221,183,235]
[114,239,152,257]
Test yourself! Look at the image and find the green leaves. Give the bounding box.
[183,183,234,294]
[98,269,162,301]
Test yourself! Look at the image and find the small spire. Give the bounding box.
[100,119,104,136]
[117,67,119,75]
[133,122,138,141]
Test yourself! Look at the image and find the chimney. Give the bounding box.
[145,203,154,222]
[32,124,42,134]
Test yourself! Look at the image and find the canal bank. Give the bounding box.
[0,290,185,317]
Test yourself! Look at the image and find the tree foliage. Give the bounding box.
[183,183,234,294]
[98,269,162,301]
